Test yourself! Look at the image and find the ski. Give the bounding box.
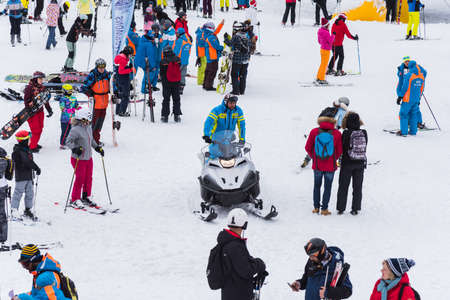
[93,206,120,213]
[298,81,354,87]
[394,38,440,41]
[383,127,437,135]
[216,46,232,94]
[0,90,22,101]
[66,205,107,215]
[254,52,281,57]
[0,241,63,252]
[10,216,52,226]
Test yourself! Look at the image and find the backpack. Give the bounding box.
[314,129,334,160]
[348,130,367,161]
[206,241,231,290]
[57,272,78,300]
[398,283,420,300]
[166,61,181,82]
[0,157,13,180]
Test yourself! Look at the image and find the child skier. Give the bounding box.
[0,147,13,245]
[65,106,104,209]
[56,84,79,148]
[2,0,24,46]
[144,5,155,33]
[45,0,59,50]
[11,131,41,221]
[316,18,334,85]
[160,47,182,123]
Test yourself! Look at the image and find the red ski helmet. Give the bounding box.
[15,130,31,141]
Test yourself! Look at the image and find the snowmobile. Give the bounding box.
[195,130,278,222]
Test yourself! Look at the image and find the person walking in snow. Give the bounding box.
[45,0,60,50]
[289,238,352,300]
[369,258,417,300]
[406,0,424,40]
[0,147,12,245]
[316,18,334,85]
[385,0,396,23]
[396,56,426,136]
[282,0,299,27]
[174,27,192,95]
[203,22,224,91]
[313,0,330,26]
[305,108,342,215]
[11,131,41,221]
[216,208,267,300]
[65,106,104,209]
[160,47,182,123]
[56,84,79,148]
[1,0,23,47]
[63,15,93,72]
[327,13,358,76]
[336,111,367,215]
[114,46,134,116]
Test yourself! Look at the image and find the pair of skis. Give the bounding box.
[142,58,155,122]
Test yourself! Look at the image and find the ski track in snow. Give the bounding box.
[0,1,450,299]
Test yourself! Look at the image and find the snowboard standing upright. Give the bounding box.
[216,46,232,94]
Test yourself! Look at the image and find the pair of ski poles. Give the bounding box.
[64,155,113,213]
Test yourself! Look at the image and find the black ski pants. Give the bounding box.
[175,0,187,12]
[315,0,329,24]
[84,14,93,31]
[162,82,182,117]
[203,60,218,89]
[34,0,44,18]
[328,45,344,71]
[203,0,212,16]
[58,15,65,34]
[0,186,8,243]
[385,0,397,22]
[282,2,296,25]
[116,74,131,114]
[336,164,364,212]
[231,63,249,95]
[9,17,21,35]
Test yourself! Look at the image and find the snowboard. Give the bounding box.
[1,91,51,140]
[216,46,232,94]
[298,81,354,88]
[5,72,88,84]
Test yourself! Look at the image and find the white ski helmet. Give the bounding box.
[227,208,248,229]
[334,97,350,106]
[74,106,92,121]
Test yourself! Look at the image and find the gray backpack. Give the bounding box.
[348,130,367,160]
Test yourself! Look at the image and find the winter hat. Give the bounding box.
[321,18,329,27]
[79,14,88,20]
[146,6,153,13]
[177,11,186,18]
[317,107,337,125]
[177,27,185,35]
[402,56,411,63]
[15,130,31,141]
[386,258,416,278]
[204,22,215,31]
[18,244,42,263]
[32,71,45,79]
[338,13,347,20]
[343,111,362,130]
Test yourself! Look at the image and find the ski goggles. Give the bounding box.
[97,63,106,69]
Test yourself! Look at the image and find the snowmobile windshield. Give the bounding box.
[211,130,241,160]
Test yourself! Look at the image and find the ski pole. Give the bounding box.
[322,266,329,300]
[87,36,95,71]
[6,186,12,254]
[131,56,138,116]
[422,6,426,40]
[101,156,112,205]
[64,158,79,213]
[356,39,361,75]
[422,94,441,131]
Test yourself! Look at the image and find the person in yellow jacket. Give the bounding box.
[157,0,167,9]
[220,0,229,12]
[77,0,96,30]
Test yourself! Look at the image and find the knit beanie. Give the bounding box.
[386,258,416,278]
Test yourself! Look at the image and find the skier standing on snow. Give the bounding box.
[336,112,367,215]
[216,208,267,300]
[203,22,224,91]
[305,108,342,215]
[114,46,134,117]
[2,0,23,47]
[220,0,229,12]
[0,147,12,245]
[313,0,330,26]
[384,0,396,23]
[316,18,334,85]
[81,58,112,145]
[396,57,426,136]
[160,47,182,123]
[175,0,186,13]
[24,71,53,153]
[406,0,424,40]
[289,238,352,300]
[63,15,93,72]
[203,94,245,158]
[65,106,104,209]
[11,131,41,221]
[45,0,60,50]
[135,23,161,93]
[13,244,70,300]
[282,0,300,27]
[56,84,79,148]
[203,0,212,18]
[224,22,251,95]
[174,27,192,95]
[58,1,70,36]
[327,13,358,76]
[369,258,416,300]
[77,0,96,31]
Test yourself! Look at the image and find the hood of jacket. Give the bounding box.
[317,116,336,129]
[342,111,363,129]
[407,60,419,75]
[36,253,61,273]
[13,143,29,153]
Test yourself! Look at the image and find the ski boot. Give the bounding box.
[315,79,328,85]
[395,130,407,137]
[226,6,229,11]
[335,70,346,76]
[23,208,38,221]
[174,115,181,123]
[70,199,85,209]
[220,7,224,11]
[82,193,97,207]
[161,116,169,123]
[152,86,160,91]
[11,34,15,47]
[417,122,425,130]
[350,210,358,215]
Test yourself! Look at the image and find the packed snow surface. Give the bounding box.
[0,1,449,299]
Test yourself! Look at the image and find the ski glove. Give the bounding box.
[397,97,403,105]
[195,57,201,67]
[35,167,41,176]
[72,146,83,156]
[95,146,104,156]
[353,34,359,40]
[202,135,212,144]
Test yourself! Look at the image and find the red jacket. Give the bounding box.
[305,120,342,172]
[114,53,133,75]
[175,18,190,38]
[286,0,296,3]
[370,274,416,300]
[23,79,51,113]
[331,20,355,46]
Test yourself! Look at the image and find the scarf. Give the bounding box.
[377,277,401,300]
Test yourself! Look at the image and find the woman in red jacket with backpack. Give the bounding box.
[370,258,417,300]
[327,13,358,76]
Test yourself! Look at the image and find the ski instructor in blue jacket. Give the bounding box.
[396,56,426,136]
[289,238,352,300]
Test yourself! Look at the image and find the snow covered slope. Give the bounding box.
[0,2,449,299]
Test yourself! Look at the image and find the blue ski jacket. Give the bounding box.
[173,29,192,66]
[161,26,176,55]
[204,29,223,63]
[204,101,246,142]
[135,31,159,72]
[3,0,23,19]
[397,60,426,104]
[195,27,206,58]
[408,0,424,12]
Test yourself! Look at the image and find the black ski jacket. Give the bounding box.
[12,143,40,182]
[217,229,266,300]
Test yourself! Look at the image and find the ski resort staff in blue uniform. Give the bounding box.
[135,23,161,93]
[161,19,176,56]
[396,57,426,136]
[173,27,192,95]
[203,94,246,158]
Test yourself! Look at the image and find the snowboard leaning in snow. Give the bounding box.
[1,90,51,140]
[298,81,354,88]
[216,46,232,94]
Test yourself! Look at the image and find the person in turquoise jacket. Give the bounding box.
[160,19,176,53]
[55,84,79,148]
[203,23,223,90]
[126,25,141,85]
[135,27,160,93]
[173,27,192,94]
[203,94,245,158]
[396,58,426,136]
[15,244,70,300]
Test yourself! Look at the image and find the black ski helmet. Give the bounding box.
[95,58,106,68]
[304,238,327,257]
[177,11,186,18]
[122,45,134,56]
[224,93,238,104]
[232,21,245,33]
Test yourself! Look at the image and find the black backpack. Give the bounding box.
[0,157,14,180]
[398,283,420,300]
[56,272,79,300]
[206,241,231,290]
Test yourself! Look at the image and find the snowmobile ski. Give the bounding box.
[249,204,278,220]
[298,81,354,88]
[193,207,218,222]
